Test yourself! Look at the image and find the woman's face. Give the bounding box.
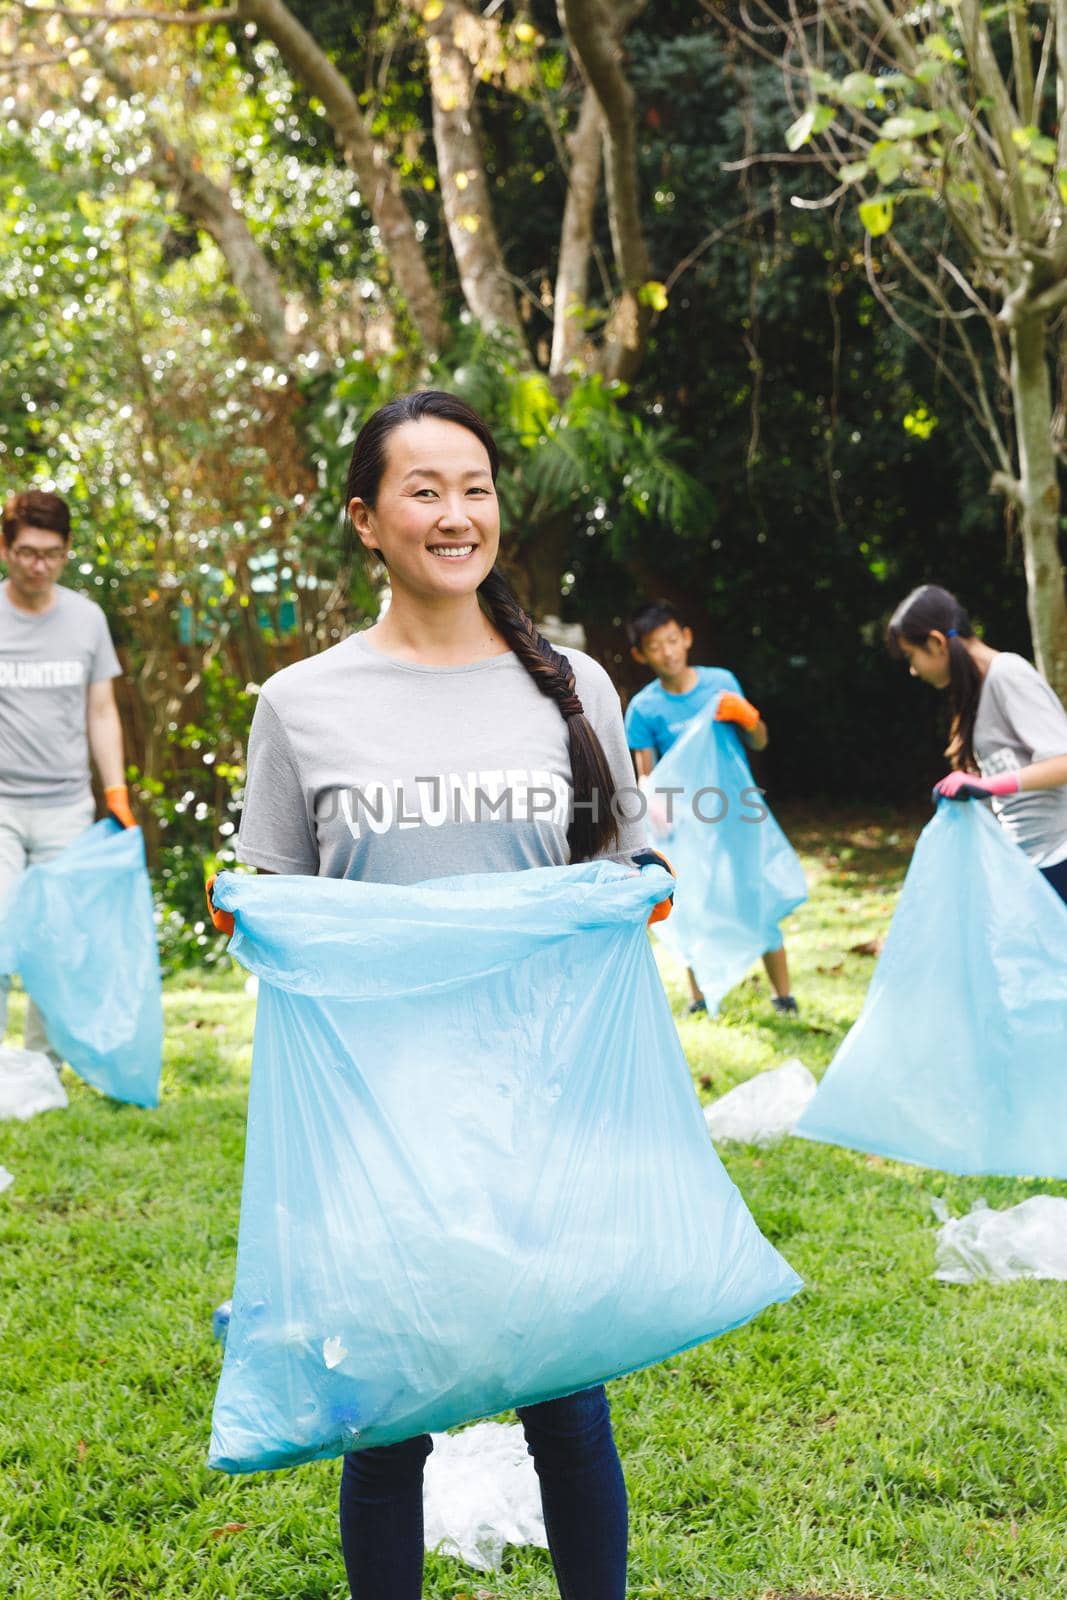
[348,418,500,602]
[898,632,951,689]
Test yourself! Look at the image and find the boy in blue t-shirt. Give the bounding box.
[624,601,798,1016]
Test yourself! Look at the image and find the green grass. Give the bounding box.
[1,808,1065,1599]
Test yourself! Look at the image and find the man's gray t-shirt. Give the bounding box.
[237,634,646,883]
[0,584,121,806]
[974,652,1067,867]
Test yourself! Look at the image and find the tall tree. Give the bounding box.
[713,0,1067,697]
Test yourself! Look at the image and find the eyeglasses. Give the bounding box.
[7,545,68,568]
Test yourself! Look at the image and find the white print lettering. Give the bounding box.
[317,773,769,837]
[0,660,86,689]
[323,769,573,839]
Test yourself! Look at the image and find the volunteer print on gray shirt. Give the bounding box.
[237,635,646,883]
[0,584,121,806]
[974,652,1067,868]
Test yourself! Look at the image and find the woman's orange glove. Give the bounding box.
[104,784,136,829]
[714,691,761,732]
[205,874,235,937]
[633,848,675,926]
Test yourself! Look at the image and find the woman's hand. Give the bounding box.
[205,874,236,937]
[632,848,675,926]
[933,770,1020,802]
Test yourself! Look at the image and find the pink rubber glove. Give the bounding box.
[934,770,1020,801]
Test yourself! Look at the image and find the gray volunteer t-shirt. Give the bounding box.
[974,652,1067,867]
[237,634,646,883]
[0,583,121,806]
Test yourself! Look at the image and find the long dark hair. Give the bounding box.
[887,584,982,772]
[344,390,620,861]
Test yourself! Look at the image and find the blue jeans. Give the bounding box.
[1041,856,1067,906]
[338,1385,627,1599]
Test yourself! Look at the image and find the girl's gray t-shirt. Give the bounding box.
[237,634,646,883]
[974,652,1067,867]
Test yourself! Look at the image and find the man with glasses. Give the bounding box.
[0,489,134,1058]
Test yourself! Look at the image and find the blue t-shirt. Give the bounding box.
[624,666,742,761]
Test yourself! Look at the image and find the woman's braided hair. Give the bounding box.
[344,390,620,861]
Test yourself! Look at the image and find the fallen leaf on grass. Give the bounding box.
[816,963,843,976]
[698,1073,715,1091]
[76,1439,87,1460]
[208,1523,248,1540]
[848,936,884,956]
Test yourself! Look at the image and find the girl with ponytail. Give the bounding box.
[888,584,1067,903]
[236,390,660,1599]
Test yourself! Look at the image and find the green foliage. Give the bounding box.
[1,816,1065,1597]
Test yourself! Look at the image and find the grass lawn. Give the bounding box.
[1,807,1064,1600]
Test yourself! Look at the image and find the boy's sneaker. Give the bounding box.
[687,998,708,1015]
[772,995,799,1016]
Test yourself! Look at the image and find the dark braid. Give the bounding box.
[344,390,622,862]
[479,567,620,862]
[887,584,982,772]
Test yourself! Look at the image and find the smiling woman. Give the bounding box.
[230,389,673,1600]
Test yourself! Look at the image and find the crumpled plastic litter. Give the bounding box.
[0,821,162,1107]
[649,705,807,1014]
[423,1421,547,1571]
[0,1166,13,1195]
[932,1196,1067,1284]
[208,860,802,1473]
[0,1046,68,1120]
[795,803,1067,1177]
[704,1059,817,1145]
[212,1300,232,1346]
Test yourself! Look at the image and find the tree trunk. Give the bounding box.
[1011,312,1067,701]
[417,1,527,345]
[550,86,603,377]
[558,0,652,384]
[237,0,448,352]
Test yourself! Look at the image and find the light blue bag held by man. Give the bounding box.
[0,819,162,1107]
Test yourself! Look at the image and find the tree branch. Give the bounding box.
[1008,0,1034,124]
[83,32,306,366]
[235,0,447,351]
[16,2,236,20]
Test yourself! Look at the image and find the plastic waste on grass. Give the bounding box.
[0,821,162,1108]
[795,803,1067,1177]
[0,1047,68,1120]
[704,1059,816,1145]
[0,1166,12,1195]
[932,1196,1067,1283]
[212,1301,233,1345]
[648,705,807,1015]
[207,861,802,1473]
[424,1421,547,1572]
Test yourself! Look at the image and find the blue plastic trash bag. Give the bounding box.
[650,705,807,1013]
[795,802,1067,1177]
[208,861,802,1473]
[0,821,162,1108]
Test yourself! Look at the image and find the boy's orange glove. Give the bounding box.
[714,691,761,732]
[205,874,235,938]
[104,784,136,829]
[633,848,675,926]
